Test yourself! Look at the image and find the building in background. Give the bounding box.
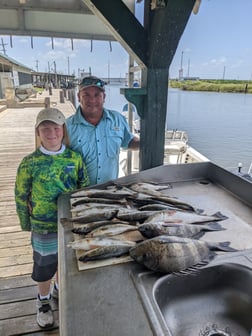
[0,52,33,99]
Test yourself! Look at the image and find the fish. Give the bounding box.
[71,197,128,207]
[116,208,156,222]
[138,222,225,239]
[129,235,237,274]
[88,223,138,237]
[68,236,136,250]
[129,192,198,212]
[126,183,199,212]
[128,182,172,197]
[138,204,175,211]
[68,207,118,223]
[71,187,136,199]
[147,195,198,212]
[70,203,123,215]
[78,245,132,262]
[71,219,131,235]
[144,210,228,225]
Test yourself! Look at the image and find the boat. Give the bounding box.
[119,128,209,177]
[230,162,252,182]
[119,106,209,177]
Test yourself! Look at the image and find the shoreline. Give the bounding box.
[169,79,252,94]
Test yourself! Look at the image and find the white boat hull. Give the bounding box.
[119,130,209,177]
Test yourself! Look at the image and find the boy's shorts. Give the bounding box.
[31,232,58,282]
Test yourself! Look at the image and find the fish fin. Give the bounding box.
[195,208,204,214]
[60,217,73,224]
[208,241,238,252]
[192,231,205,239]
[72,228,89,235]
[173,267,202,277]
[173,258,214,277]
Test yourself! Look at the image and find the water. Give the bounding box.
[80,85,252,172]
[166,88,252,172]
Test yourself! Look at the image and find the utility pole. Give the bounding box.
[67,56,70,75]
[53,61,57,88]
[222,66,226,80]
[35,60,39,72]
[107,60,110,83]
[179,51,184,80]
[0,38,7,55]
[187,58,190,78]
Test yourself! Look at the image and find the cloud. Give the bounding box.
[209,56,227,66]
[230,59,244,69]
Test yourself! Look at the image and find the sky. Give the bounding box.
[1,0,252,80]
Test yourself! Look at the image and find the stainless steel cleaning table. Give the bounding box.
[58,162,252,336]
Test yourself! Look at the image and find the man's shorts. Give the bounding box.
[31,232,58,282]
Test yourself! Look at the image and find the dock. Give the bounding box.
[0,89,76,336]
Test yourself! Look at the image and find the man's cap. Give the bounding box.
[35,108,66,128]
[79,76,107,91]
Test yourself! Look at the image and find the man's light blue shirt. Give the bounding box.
[66,107,134,185]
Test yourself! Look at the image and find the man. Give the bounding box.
[66,76,140,185]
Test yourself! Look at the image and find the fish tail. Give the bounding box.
[205,222,226,231]
[212,211,229,221]
[209,241,238,252]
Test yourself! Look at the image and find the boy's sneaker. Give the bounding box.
[36,296,54,328]
[51,283,59,300]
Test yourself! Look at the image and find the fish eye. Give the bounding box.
[142,253,149,262]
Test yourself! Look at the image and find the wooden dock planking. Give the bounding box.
[0,90,75,335]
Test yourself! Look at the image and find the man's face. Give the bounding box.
[78,86,105,115]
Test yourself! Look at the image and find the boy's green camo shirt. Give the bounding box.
[15,148,89,233]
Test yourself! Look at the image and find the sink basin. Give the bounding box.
[153,263,252,336]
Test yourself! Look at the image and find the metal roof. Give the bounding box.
[0,51,32,70]
[0,0,135,41]
[0,0,196,172]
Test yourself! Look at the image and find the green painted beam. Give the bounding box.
[83,0,196,172]
[148,0,195,68]
[120,88,147,118]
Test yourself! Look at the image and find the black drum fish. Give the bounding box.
[129,235,237,274]
[138,222,225,239]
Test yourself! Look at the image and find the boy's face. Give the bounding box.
[37,121,64,151]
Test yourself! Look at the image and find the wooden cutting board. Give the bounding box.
[73,229,144,271]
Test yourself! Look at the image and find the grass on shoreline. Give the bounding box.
[169,79,252,93]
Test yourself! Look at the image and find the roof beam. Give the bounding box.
[82,0,148,68]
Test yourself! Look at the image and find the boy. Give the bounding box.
[15,107,89,328]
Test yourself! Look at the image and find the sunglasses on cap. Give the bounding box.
[79,77,107,89]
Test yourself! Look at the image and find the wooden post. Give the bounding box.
[60,90,65,103]
[44,97,50,108]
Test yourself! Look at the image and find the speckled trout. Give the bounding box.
[79,245,132,262]
[68,237,135,251]
[144,210,228,225]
